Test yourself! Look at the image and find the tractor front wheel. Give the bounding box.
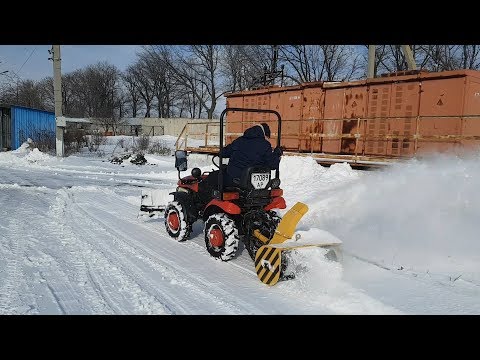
[164,201,192,241]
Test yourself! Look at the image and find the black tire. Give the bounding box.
[245,236,264,261]
[204,213,239,261]
[244,210,282,261]
[164,201,192,241]
[267,210,282,227]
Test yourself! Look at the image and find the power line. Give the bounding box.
[16,47,36,76]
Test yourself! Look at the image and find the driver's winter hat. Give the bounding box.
[260,123,271,138]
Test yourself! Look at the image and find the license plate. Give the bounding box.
[251,173,270,189]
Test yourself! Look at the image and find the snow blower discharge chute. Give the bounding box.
[140,108,342,286]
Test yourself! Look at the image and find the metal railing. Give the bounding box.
[175,121,222,151]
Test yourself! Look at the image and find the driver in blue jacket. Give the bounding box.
[220,123,282,187]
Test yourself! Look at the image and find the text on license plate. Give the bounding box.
[251,173,270,189]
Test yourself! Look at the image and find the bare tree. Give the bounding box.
[146,45,225,119]
[221,45,279,91]
[9,79,43,109]
[221,45,245,92]
[321,45,362,81]
[61,71,84,117]
[278,45,362,84]
[130,59,155,117]
[174,77,207,119]
[278,45,323,83]
[358,45,430,77]
[137,51,178,118]
[122,65,142,117]
[65,62,124,132]
[459,45,480,69]
[37,77,54,112]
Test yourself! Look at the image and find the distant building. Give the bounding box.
[110,118,219,138]
[0,105,55,151]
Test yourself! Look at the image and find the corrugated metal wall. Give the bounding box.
[0,107,12,150]
[11,106,55,149]
[0,107,4,149]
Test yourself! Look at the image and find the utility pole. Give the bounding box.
[51,45,65,157]
[367,45,417,78]
[367,45,376,79]
[401,45,417,70]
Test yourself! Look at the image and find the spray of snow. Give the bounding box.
[279,157,361,212]
[305,153,480,283]
[279,247,401,314]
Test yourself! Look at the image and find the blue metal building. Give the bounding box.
[0,105,55,150]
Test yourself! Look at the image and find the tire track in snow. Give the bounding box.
[88,191,275,309]
[65,189,250,314]
[80,188,389,314]
[98,187,260,279]
[0,213,33,314]
[42,193,119,314]
[0,186,116,314]
[0,188,47,314]
[2,186,115,314]
[52,189,171,314]
[75,187,395,315]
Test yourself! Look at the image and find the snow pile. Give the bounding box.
[0,183,22,189]
[325,162,361,184]
[280,156,327,186]
[280,157,360,197]
[24,148,52,163]
[0,142,53,166]
[12,138,34,154]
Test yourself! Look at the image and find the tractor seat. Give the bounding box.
[224,186,240,192]
[180,175,200,185]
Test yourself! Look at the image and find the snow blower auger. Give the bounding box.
[158,107,342,286]
[253,202,342,286]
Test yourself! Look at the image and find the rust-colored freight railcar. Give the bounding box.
[224,70,480,163]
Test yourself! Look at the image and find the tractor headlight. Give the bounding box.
[270,178,281,189]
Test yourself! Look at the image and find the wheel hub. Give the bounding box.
[209,228,224,248]
[168,212,180,231]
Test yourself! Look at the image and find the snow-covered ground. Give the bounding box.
[1,136,479,314]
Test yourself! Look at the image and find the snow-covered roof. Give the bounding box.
[64,117,93,124]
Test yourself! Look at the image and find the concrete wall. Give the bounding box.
[141,118,219,139]
[82,118,223,144]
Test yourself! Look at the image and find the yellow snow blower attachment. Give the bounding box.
[254,202,342,286]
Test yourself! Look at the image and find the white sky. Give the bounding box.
[0,136,479,314]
